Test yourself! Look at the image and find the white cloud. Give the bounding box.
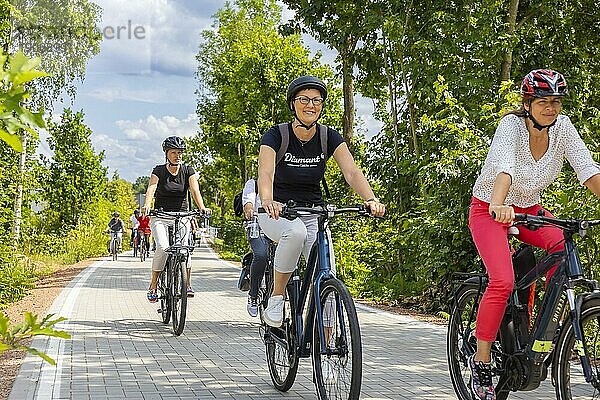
[91,113,199,181]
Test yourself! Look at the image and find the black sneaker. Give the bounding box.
[468,354,496,400]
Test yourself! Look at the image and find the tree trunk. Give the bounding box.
[500,0,519,82]
[341,56,355,153]
[381,29,399,163]
[12,131,27,249]
[340,36,358,153]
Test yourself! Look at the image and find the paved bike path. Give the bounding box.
[10,242,556,399]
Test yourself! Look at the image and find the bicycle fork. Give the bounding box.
[566,287,599,387]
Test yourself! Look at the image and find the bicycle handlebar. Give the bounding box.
[486,210,600,233]
[149,209,209,218]
[258,201,383,220]
[512,213,600,232]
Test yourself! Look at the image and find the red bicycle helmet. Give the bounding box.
[520,69,568,99]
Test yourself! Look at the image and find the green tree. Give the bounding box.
[43,109,107,230]
[194,0,341,216]
[3,0,102,246]
[132,176,149,195]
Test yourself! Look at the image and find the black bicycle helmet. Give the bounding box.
[162,136,186,152]
[286,76,327,111]
[113,211,120,217]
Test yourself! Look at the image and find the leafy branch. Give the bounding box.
[0,312,71,365]
[0,49,48,152]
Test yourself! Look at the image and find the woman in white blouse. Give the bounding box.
[467,69,600,400]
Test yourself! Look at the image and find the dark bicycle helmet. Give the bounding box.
[520,69,568,99]
[162,136,186,152]
[286,76,328,111]
[113,211,120,217]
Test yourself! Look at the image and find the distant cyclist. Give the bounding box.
[136,211,151,256]
[107,211,124,251]
[129,209,141,246]
[142,136,210,303]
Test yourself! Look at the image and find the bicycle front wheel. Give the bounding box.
[312,278,362,400]
[447,284,510,400]
[111,239,118,261]
[554,297,600,399]
[265,283,299,391]
[158,270,171,324]
[171,258,188,336]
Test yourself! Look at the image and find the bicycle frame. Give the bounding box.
[282,214,347,359]
[458,219,600,390]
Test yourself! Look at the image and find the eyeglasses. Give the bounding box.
[294,96,324,106]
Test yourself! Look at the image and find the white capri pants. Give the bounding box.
[258,211,338,327]
[150,216,193,272]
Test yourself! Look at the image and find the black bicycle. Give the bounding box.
[448,212,600,399]
[258,202,376,400]
[109,229,122,261]
[139,231,150,262]
[150,209,203,336]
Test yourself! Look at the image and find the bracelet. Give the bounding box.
[365,197,379,203]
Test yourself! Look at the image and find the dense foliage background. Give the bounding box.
[191,0,600,311]
[4,0,600,314]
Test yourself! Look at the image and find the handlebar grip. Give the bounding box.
[514,213,527,221]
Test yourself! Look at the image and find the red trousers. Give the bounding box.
[468,197,564,342]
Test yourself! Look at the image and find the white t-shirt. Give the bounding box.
[241,178,261,211]
[130,214,140,229]
[472,114,600,207]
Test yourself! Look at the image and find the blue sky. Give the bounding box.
[45,0,381,182]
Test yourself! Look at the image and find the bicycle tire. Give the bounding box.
[140,236,146,262]
[554,297,600,399]
[171,257,188,336]
[158,270,171,324]
[111,238,118,261]
[447,284,510,400]
[312,278,362,400]
[265,282,299,391]
[133,236,138,258]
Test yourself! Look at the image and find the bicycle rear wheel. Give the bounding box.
[264,283,299,391]
[447,284,510,400]
[171,257,188,336]
[554,297,600,399]
[312,278,362,400]
[158,270,171,324]
[111,238,118,261]
[133,235,138,258]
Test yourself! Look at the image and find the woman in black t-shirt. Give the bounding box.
[142,136,210,303]
[257,76,385,328]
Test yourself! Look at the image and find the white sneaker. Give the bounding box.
[247,296,258,318]
[263,295,284,327]
[322,360,337,385]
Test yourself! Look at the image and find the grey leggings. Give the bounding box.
[258,213,318,273]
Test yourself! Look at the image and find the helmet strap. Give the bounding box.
[292,106,320,130]
[524,109,557,131]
